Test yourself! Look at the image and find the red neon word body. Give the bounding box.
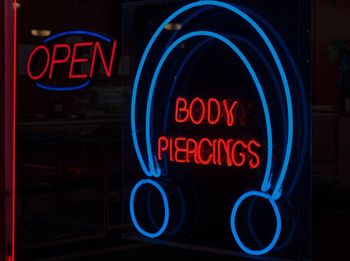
[158,136,261,169]
[27,40,117,81]
[175,97,240,127]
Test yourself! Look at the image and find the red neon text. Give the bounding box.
[27,40,117,81]
[175,97,240,127]
[158,136,261,169]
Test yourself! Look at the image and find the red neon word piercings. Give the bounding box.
[175,97,240,127]
[27,40,117,81]
[158,136,261,169]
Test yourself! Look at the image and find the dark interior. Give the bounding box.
[0,0,350,260]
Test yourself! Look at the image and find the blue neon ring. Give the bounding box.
[230,191,282,256]
[129,179,170,238]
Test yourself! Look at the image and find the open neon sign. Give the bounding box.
[158,97,261,169]
[27,31,117,91]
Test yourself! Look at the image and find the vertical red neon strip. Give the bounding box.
[11,0,17,260]
[4,0,16,260]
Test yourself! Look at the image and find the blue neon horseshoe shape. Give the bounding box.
[130,0,294,256]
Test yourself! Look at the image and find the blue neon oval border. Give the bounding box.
[34,30,112,91]
[44,30,112,43]
[36,80,91,91]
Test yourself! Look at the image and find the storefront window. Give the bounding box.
[16,0,127,253]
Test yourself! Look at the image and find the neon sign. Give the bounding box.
[27,30,117,91]
[157,97,261,169]
[128,0,308,257]
[175,97,240,126]
[158,136,261,168]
